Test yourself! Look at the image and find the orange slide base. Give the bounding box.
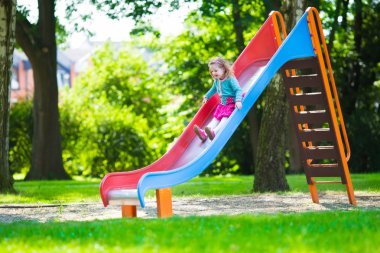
[121,188,173,218]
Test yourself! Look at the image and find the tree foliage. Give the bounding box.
[10,0,380,180]
[14,0,182,180]
[158,3,265,175]
[59,43,174,177]
[323,0,380,171]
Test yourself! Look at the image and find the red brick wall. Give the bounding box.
[11,61,34,103]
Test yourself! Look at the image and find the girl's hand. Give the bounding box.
[235,101,242,110]
[202,97,208,104]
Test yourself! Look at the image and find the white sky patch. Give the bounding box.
[18,0,199,48]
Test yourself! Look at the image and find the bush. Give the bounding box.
[59,43,174,177]
[347,109,380,172]
[9,100,33,175]
[60,102,153,177]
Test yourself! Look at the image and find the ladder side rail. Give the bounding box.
[307,7,351,161]
[306,7,356,205]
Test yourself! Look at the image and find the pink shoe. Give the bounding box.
[205,127,215,140]
[194,125,207,142]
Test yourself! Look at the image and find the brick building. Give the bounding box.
[10,48,87,103]
[11,41,143,103]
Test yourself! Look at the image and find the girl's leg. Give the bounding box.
[205,117,227,140]
[195,118,221,142]
[207,118,220,129]
[194,124,207,142]
[213,117,228,134]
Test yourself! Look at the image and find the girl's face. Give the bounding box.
[209,64,225,80]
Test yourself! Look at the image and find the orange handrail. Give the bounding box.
[306,7,351,162]
[269,11,288,43]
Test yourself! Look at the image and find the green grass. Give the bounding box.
[1,174,379,252]
[1,173,379,204]
[0,210,379,252]
[1,180,101,204]
[174,173,380,195]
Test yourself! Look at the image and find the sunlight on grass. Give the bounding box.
[0,210,379,253]
[1,173,379,204]
[1,174,379,252]
[6,180,101,204]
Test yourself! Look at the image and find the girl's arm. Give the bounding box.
[230,77,243,102]
[204,80,217,100]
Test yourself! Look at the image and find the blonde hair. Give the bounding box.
[208,57,234,79]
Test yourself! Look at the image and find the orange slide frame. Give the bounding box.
[306,7,356,205]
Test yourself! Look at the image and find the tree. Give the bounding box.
[0,0,16,193]
[16,1,69,180]
[15,0,174,180]
[279,1,305,174]
[59,43,172,177]
[253,75,289,191]
[253,0,309,192]
[15,0,283,180]
[327,0,342,54]
[159,12,248,174]
[329,0,380,171]
[159,1,268,175]
[179,0,268,172]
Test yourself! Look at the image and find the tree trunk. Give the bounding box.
[231,0,245,53]
[305,0,320,10]
[341,0,362,116]
[15,0,69,180]
[282,0,308,32]
[231,0,261,170]
[26,54,69,180]
[247,107,259,168]
[353,0,362,82]
[281,0,308,173]
[0,0,16,193]
[263,0,282,13]
[327,0,342,54]
[254,74,289,192]
[253,0,311,191]
[350,0,362,114]
[342,0,349,30]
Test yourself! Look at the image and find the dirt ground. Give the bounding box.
[1,191,379,223]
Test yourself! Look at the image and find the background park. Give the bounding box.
[0,0,379,252]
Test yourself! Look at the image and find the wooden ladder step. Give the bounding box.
[307,163,338,168]
[298,128,334,142]
[285,74,321,88]
[295,110,329,125]
[305,165,342,178]
[304,145,338,159]
[282,58,319,70]
[289,92,325,106]
[314,181,342,184]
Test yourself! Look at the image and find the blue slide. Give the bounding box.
[100,12,317,209]
[135,13,316,207]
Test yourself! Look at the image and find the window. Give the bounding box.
[11,68,19,90]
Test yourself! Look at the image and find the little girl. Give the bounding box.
[194,57,243,142]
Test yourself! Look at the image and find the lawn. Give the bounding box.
[1,173,379,204]
[1,173,379,253]
[0,210,379,252]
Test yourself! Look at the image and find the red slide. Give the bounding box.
[100,11,285,207]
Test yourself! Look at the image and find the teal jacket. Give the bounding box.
[204,76,242,105]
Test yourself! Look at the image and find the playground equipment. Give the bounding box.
[281,8,355,205]
[100,7,356,218]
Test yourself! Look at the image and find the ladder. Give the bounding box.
[281,8,356,205]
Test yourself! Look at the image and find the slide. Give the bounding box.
[100,11,316,208]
